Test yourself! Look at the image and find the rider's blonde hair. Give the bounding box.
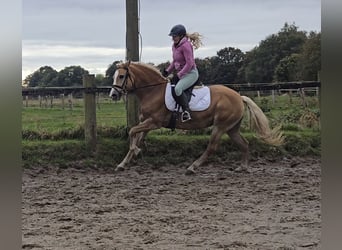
[186,32,203,50]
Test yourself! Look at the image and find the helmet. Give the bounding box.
[168,24,186,36]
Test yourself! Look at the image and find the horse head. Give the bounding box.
[109,61,168,100]
[109,62,135,100]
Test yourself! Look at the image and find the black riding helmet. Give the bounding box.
[168,24,186,37]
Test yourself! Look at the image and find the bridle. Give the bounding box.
[112,66,133,95]
[112,65,168,94]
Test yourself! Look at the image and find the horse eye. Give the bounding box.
[119,75,125,79]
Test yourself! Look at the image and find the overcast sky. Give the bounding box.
[22,0,321,80]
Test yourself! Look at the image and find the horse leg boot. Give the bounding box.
[177,92,191,122]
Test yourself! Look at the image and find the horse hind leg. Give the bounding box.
[186,126,225,175]
[227,121,250,172]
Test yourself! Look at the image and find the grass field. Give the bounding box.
[22,93,320,138]
[22,96,125,131]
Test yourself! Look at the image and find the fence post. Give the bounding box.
[39,95,42,107]
[68,94,73,110]
[271,89,275,105]
[83,74,97,151]
[61,94,65,110]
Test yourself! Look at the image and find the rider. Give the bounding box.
[162,24,203,122]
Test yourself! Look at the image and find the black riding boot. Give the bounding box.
[177,92,192,122]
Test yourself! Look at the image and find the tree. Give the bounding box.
[25,65,89,87]
[274,54,301,82]
[194,57,212,84]
[54,66,89,87]
[244,22,307,83]
[195,47,245,84]
[243,48,265,83]
[216,47,245,83]
[95,74,105,86]
[298,31,321,80]
[25,66,57,87]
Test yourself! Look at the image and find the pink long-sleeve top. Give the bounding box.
[166,37,196,79]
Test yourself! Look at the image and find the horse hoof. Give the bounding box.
[185,169,196,175]
[234,167,249,173]
[115,166,125,172]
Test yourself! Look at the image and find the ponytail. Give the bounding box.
[186,32,203,50]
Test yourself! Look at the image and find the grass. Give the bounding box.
[22,97,126,134]
[22,132,320,169]
[22,93,321,168]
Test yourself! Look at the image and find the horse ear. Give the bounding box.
[122,60,131,70]
[116,61,124,68]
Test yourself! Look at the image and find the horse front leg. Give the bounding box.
[115,132,142,171]
[115,118,158,171]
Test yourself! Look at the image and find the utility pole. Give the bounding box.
[125,0,140,130]
[83,74,97,151]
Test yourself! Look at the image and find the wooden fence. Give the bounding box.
[22,81,320,96]
[22,79,321,150]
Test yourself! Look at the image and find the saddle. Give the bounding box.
[170,78,202,107]
[167,78,203,130]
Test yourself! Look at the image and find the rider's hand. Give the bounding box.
[171,74,179,85]
[162,68,168,77]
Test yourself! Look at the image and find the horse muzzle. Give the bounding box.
[109,87,122,101]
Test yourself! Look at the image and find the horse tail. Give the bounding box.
[241,96,284,146]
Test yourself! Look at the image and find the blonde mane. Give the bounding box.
[134,62,164,76]
[118,61,163,76]
[117,61,168,84]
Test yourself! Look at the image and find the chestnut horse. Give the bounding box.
[109,61,283,174]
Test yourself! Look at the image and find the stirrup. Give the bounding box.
[181,111,191,122]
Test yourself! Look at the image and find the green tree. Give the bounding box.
[54,66,89,86]
[95,74,105,86]
[215,47,245,83]
[196,47,245,84]
[298,31,321,80]
[274,54,301,82]
[25,66,58,87]
[194,57,212,84]
[244,22,307,83]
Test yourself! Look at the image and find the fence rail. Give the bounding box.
[21,86,111,96]
[21,81,320,96]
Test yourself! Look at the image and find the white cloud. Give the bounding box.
[22,42,124,58]
[22,40,126,78]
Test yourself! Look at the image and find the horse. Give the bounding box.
[109,61,284,174]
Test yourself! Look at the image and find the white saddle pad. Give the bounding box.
[165,82,210,112]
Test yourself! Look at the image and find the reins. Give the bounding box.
[117,66,167,93]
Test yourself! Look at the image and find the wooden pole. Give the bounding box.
[271,89,275,106]
[299,88,308,108]
[125,0,140,131]
[83,74,97,151]
[61,94,65,110]
[68,94,73,110]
